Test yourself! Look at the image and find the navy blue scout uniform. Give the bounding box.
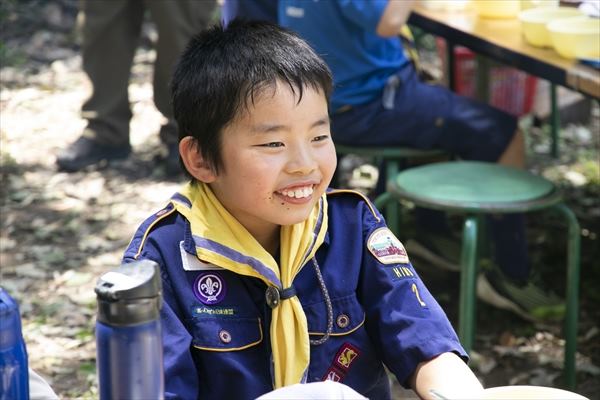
[123,190,466,399]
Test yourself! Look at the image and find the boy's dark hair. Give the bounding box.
[171,19,333,177]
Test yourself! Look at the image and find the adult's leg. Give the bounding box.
[331,65,517,160]
[491,129,528,282]
[80,0,144,145]
[147,0,217,146]
[498,129,525,168]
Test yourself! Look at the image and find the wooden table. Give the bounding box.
[407,4,593,390]
[408,4,600,99]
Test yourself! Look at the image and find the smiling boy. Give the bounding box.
[122,20,483,399]
[181,77,335,255]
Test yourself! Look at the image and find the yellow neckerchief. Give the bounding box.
[171,182,328,388]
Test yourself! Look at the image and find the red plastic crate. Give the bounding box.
[436,38,537,116]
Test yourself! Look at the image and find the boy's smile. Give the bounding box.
[206,80,336,251]
[276,184,315,202]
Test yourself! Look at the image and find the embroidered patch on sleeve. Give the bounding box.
[322,367,344,382]
[367,227,409,264]
[155,208,170,217]
[333,342,360,371]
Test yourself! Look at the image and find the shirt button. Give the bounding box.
[336,314,350,328]
[219,330,232,344]
[265,286,280,308]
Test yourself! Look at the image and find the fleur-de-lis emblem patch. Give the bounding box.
[201,277,219,296]
[193,272,226,305]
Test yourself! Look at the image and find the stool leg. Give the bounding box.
[374,191,391,210]
[447,40,455,91]
[475,55,491,103]
[385,161,400,235]
[459,216,479,353]
[553,203,581,389]
[551,84,560,158]
[478,216,490,261]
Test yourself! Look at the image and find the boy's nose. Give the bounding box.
[287,145,318,175]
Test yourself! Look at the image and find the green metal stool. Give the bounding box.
[335,143,446,235]
[381,161,581,389]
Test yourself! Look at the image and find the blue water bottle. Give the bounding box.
[0,287,30,400]
[95,260,164,400]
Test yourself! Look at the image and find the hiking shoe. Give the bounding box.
[477,269,565,322]
[56,136,131,172]
[405,233,461,272]
[348,163,379,194]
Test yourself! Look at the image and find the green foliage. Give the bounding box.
[78,360,96,375]
[75,328,94,342]
[578,159,600,186]
[0,0,30,68]
[0,44,27,71]
[0,0,18,22]
[0,148,17,170]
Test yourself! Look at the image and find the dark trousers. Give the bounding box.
[79,0,216,146]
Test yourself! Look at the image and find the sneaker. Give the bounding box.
[477,269,565,322]
[348,163,379,194]
[405,233,461,272]
[56,136,131,172]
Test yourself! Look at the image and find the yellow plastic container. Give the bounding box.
[421,0,470,10]
[518,7,584,47]
[521,0,559,10]
[547,16,600,59]
[473,0,521,18]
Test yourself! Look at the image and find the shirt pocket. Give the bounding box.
[304,293,365,338]
[191,317,263,351]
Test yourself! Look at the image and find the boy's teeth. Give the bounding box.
[281,186,313,198]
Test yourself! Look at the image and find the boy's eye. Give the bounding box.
[312,134,330,142]
[259,142,284,148]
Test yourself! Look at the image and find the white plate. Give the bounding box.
[482,385,589,400]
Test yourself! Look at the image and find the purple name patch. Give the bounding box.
[193,272,226,305]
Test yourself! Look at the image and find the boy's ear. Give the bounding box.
[179,136,217,183]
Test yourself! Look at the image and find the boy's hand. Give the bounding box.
[410,352,484,399]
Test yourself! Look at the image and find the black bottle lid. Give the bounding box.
[95,260,162,326]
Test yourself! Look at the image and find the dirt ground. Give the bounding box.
[1,1,599,398]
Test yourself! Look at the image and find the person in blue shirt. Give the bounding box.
[225,0,563,322]
[122,20,483,399]
[221,0,277,26]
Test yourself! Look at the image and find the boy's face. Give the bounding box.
[208,80,336,240]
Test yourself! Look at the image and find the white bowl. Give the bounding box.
[518,7,584,47]
[547,16,600,59]
[482,385,589,400]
